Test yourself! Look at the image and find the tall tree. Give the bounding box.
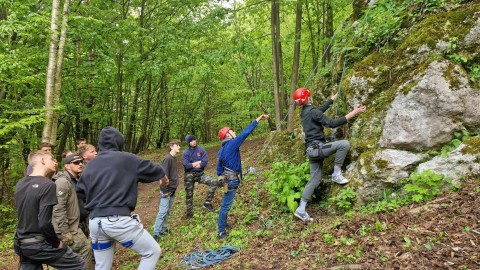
[271,0,282,127]
[323,0,333,65]
[42,0,71,145]
[288,0,303,131]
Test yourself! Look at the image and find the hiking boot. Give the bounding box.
[203,202,214,212]
[332,173,349,184]
[217,231,228,239]
[153,235,160,242]
[294,210,313,222]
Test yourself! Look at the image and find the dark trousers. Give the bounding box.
[14,240,85,270]
[184,172,219,215]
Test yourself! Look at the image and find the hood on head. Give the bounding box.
[98,126,125,152]
[185,135,196,145]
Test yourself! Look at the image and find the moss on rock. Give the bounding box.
[461,135,480,155]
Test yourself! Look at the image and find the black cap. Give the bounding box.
[64,154,83,165]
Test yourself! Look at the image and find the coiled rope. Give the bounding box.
[178,245,240,269]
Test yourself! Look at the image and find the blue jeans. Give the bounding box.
[217,178,240,234]
[153,193,175,236]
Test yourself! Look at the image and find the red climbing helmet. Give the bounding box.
[293,88,311,106]
[218,127,232,140]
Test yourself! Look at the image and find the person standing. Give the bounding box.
[14,150,85,269]
[292,88,366,222]
[76,126,168,270]
[152,139,181,241]
[182,135,220,218]
[52,154,94,270]
[216,114,269,239]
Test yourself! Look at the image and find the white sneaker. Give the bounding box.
[332,173,349,184]
[294,210,313,222]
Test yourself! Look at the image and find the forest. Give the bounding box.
[1,0,480,269]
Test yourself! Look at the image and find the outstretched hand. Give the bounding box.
[331,93,338,101]
[353,104,367,115]
[256,114,269,122]
[345,104,367,120]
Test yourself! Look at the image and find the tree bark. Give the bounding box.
[288,0,302,132]
[352,0,366,21]
[42,0,61,144]
[271,0,282,128]
[50,0,71,146]
[323,0,333,65]
[56,119,71,160]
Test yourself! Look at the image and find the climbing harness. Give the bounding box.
[177,244,240,269]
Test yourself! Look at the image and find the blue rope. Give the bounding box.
[178,245,240,269]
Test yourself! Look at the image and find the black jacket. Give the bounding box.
[301,99,347,146]
[77,126,165,218]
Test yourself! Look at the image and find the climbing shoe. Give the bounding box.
[217,231,228,239]
[203,202,214,212]
[332,173,349,184]
[153,235,160,243]
[294,210,313,222]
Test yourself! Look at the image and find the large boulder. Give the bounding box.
[379,61,479,151]
[416,136,480,185]
[347,149,425,202]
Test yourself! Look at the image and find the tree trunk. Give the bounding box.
[323,0,333,65]
[42,0,61,144]
[288,0,303,132]
[50,0,70,146]
[135,74,152,153]
[56,119,71,160]
[115,53,123,132]
[271,0,282,128]
[125,78,142,152]
[352,0,366,21]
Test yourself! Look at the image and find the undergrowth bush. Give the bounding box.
[0,204,16,232]
[404,170,453,203]
[353,0,466,50]
[328,187,357,211]
[265,161,310,213]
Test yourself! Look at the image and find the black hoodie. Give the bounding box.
[76,126,165,218]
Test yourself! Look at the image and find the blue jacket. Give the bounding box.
[76,127,165,218]
[182,146,208,173]
[217,120,259,176]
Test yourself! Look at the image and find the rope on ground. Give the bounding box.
[177,245,240,269]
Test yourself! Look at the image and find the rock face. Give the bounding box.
[464,17,480,46]
[417,142,480,185]
[347,150,425,202]
[339,4,480,202]
[379,61,478,151]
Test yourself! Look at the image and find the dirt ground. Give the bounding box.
[2,136,479,269]
[118,137,480,270]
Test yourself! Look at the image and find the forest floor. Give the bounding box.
[1,136,479,269]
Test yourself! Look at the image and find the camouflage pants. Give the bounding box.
[69,227,94,270]
[184,172,219,215]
